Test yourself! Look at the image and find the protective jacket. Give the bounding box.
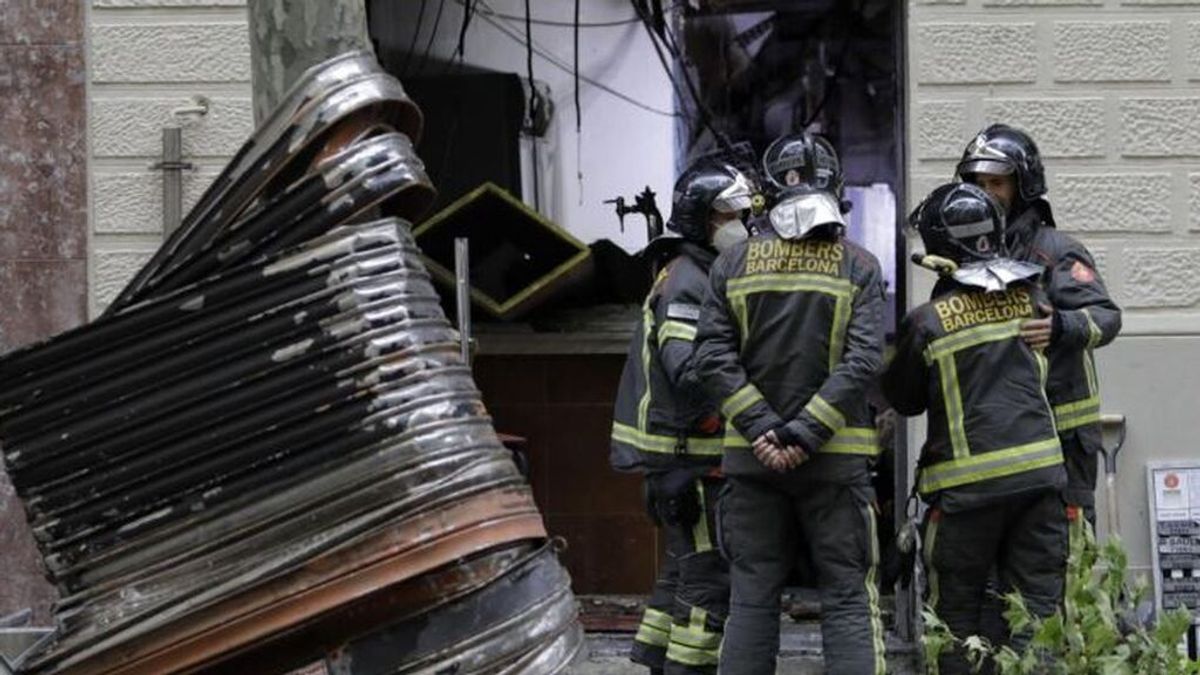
[611,243,724,472]
[885,278,1066,512]
[693,229,885,483]
[1006,205,1121,450]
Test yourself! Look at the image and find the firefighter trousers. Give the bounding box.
[717,476,886,675]
[922,489,1068,675]
[632,474,728,674]
[1062,431,1099,526]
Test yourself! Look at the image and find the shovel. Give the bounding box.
[1099,413,1127,537]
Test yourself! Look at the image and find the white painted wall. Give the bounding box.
[85,0,676,317]
[906,0,1200,574]
[374,0,678,252]
[86,0,252,317]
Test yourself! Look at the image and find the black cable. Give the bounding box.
[401,0,428,78]
[442,0,474,76]
[471,7,680,118]
[802,33,853,128]
[573,0,581,133]
[455,0,473,61]
[416,0,447,76]
[525,0,540,211]
[473,2,640,28]
[630,1,688,121]
[630,0,735,155]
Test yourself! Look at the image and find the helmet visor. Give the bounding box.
[712,171,754,214]
[946,217,995,240]
[958,158,1014,178]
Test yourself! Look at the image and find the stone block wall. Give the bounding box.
[88,0,252,315]
[0,0,89,623]
[908,0,1200,332]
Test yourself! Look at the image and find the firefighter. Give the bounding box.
[956,124,1122,528]
[694,132,887,675]
[885,182,1068,674]
[610,160,755,674]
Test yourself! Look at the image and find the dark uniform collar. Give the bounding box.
[679,241,718,269]
[1004,204,1044,259]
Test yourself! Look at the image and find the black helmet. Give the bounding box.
[956,124,1046,203]
[667,161,753,242]
[762,132,844,199]
[910,183,1006,264]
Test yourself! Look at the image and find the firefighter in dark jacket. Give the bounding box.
[956,125,1122,526]
[693,132,887,675]
[885,183,1068,675]
[610,160,755,674]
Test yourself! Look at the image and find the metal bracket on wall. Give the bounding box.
[151,97,208,238]
[151,127,195,238]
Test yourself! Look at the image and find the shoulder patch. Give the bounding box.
[1070,260,1095,284]
[666,302,702,321]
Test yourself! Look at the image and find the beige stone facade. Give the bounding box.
[907,0,1200,572]
[86,0,251,315]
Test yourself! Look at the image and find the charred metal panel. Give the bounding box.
[0,52,580,674]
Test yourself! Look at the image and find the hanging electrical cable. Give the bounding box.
[454,0,474,61]
[474,2,641,28]
[469,3,680,119]
[573,0,583,200]
[401,0,428,78]
[524,0,541,211]
[802,26,854,128]
[629,0,736,156]
[415,0,447,76]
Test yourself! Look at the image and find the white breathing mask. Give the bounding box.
[712,219,748,253]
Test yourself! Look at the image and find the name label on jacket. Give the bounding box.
[934,287,1034,333]
[745,239,843,277]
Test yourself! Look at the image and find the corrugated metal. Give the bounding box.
[0,52,580,674]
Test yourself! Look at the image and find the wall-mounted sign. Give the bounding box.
[1147,462,1200,660]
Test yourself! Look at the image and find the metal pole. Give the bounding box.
[454,238,472,365]
[161,126,185,237]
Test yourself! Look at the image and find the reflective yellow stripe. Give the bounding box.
[918,437,1062,494]
[823,427,881,456]
[726,272,855,300]
[641,607,673,631]
[1083,308,1102,350]
[637,304,654,433]
[924,517,941,610]
[612,422,723,456]
[1083,348,1099,397]
[730,293,749,340]
[693,480,712,552]
[925,319,1025,460]
[635,607,673,648]
[657,319,697,346]
[721,384,764,420]
[804,394,846,434]
[923,318,1023,364]
[830,293,853,371]
[937,353,970,460]
[1034,350,1058,436]
[863,501,887,675]
[1054,395,1101,431]
[723,425,878,456]
[666,607,720,666]
[724,422,749,447]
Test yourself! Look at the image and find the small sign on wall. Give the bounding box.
[1147,462,1200,660]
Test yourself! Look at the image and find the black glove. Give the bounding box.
[772,420,809,451]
